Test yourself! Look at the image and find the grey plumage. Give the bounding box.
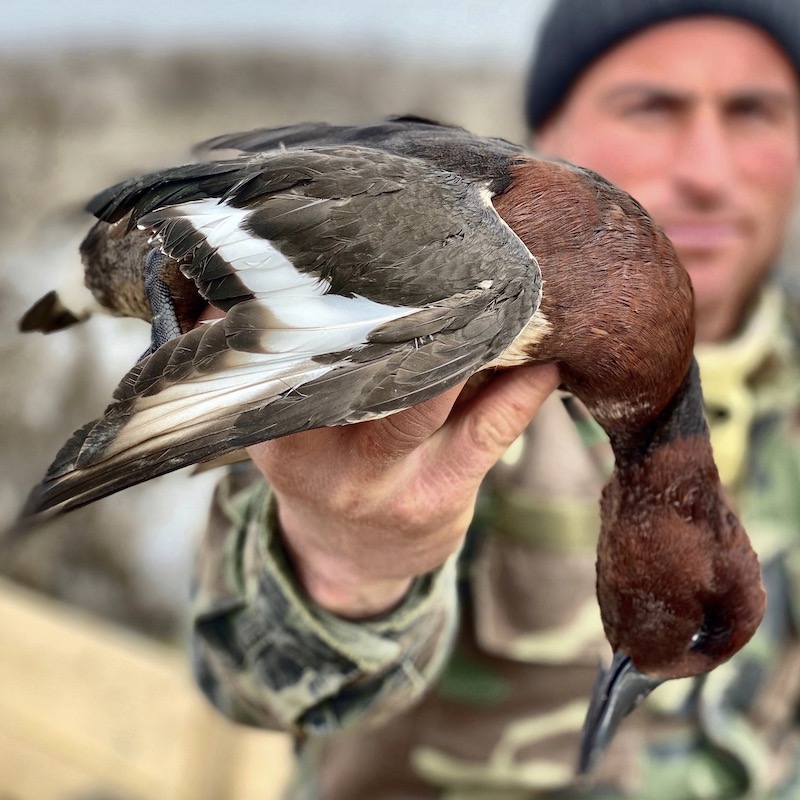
[22,129,541,519]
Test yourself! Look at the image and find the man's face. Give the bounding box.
[535,17,800,342]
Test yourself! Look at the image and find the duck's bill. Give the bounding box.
[578,652,664,775]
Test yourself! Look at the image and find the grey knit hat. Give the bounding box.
[525,0,800,129]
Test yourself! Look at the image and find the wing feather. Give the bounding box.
[23,141,541,520]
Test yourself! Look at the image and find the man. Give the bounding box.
[191,1,800,797]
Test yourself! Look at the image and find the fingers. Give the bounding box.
[251,365,559,489]
[437,363,561,480]
[355,383,467,465]
[246,381,467,490]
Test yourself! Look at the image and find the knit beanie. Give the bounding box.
[525,0,800,130]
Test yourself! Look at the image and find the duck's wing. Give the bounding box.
[198,116,469,155]
[195,115,525,187]
[196,119,372,154]
[23,144,541,520]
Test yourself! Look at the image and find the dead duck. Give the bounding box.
[18,116,765,772]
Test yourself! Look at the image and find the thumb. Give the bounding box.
[438,363,561,480]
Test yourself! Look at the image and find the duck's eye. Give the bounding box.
[689,606,733,655]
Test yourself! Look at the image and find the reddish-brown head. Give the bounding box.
[579,362,765,774]
[597,440,765,680]
[495,160,764,769]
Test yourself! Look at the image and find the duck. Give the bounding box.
[17,115,765,773]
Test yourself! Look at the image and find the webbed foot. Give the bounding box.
[141,248,181,358]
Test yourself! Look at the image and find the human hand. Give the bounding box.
[198,304,559,619]
[247,364,560,619]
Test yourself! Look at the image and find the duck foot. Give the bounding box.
[141,248,181,358]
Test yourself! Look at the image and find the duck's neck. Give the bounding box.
[595,359,729,587]
[606,358,709,471]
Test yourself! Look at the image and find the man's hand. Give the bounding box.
[248,364,560,619]
[198,304,559,619]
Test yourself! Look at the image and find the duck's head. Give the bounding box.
[490,160,765,773]
[579,361,766,772]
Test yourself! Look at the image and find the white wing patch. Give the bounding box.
[152,197,424,357]
[240,293,423,354]
[153,199,329,297]
[103,198,428,459]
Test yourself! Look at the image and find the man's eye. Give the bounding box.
[728,97,783,124]
[732,100,767,117]
[619,97,679,119]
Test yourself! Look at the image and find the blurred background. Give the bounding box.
[0,3,551,797]
[0,0,550,636]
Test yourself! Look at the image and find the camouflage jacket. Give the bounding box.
[191,287,800,800]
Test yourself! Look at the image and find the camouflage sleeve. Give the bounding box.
[190,465,460,735]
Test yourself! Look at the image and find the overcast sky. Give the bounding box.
[3,0,552,66]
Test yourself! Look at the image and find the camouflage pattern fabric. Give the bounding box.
[191,286,800,799]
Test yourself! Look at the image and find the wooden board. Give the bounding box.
[0,578,292,799]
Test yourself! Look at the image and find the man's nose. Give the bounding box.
[673,109,735,202]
